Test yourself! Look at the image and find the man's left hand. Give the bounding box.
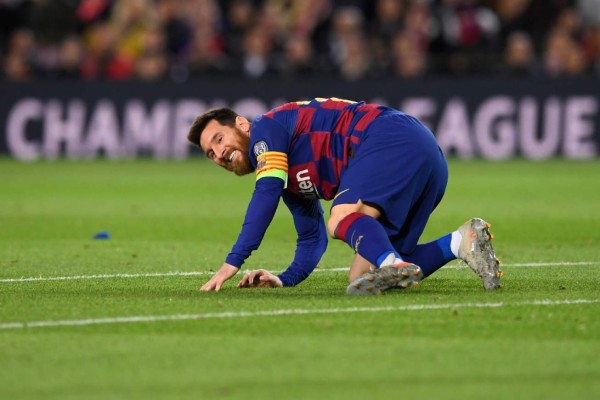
[237,269,283,288]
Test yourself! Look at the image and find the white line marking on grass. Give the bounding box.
[499,261,597,267]
[0,271,212,283]
[1,261,598,283]
[447,261,599,270]
[0,299,597,331]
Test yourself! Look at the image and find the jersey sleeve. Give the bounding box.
[277,191,328,287]
[249,115,293,185]
[225,176,284,268]
[224,115,292,268]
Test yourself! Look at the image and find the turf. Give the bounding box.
[0,158,599,400]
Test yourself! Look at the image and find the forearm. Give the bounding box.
[225,177,283,268]
[278,223,328,286]
[278,193,328,287]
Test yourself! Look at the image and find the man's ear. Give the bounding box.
[236,116,250,135]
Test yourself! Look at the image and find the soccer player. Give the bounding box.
[188,98,502,295]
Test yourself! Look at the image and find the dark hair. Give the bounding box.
[187,108,239,148]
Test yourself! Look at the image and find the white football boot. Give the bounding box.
[346,262,423,295]
[457,218,503,290]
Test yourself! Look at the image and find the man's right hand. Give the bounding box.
[200,263,239,291]
[237,269,283,288]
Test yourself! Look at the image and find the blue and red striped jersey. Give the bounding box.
[249,97,392,200]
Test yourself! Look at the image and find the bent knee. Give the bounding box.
[326,217,343,238]
[327,201,381,237]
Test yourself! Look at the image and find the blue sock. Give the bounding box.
[335,213,400,267]
[400,233,456,277]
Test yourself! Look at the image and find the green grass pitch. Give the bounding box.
[1,158,599,400]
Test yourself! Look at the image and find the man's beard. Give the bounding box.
[232,127,253,176]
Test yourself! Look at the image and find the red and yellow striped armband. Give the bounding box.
[256,151,288,185]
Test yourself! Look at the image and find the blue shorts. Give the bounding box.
[332,111,448,255]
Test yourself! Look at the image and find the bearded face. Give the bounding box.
[200,118,254,176]
[228,127,253,176]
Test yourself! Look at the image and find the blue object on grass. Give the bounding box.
[93,231,111,240]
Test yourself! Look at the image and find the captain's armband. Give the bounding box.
[256,151,288,186]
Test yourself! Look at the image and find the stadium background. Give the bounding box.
[1,0,599,160]
[1,2,600,399]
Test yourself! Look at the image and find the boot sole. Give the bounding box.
[466,218,503,290]
[346,263,423,295]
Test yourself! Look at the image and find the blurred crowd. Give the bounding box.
[1,0,600,82]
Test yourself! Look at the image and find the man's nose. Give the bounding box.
[214,145,225,160]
